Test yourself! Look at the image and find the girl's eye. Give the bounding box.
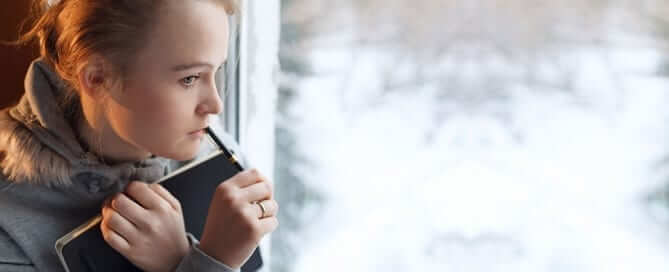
[181,74,200,87]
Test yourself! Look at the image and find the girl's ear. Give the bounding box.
[77,55,109,98]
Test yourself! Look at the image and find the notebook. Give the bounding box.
[54,128,263,272]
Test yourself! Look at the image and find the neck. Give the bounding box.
[76,113,151,165]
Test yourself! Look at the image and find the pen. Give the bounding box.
[205,127,244,171]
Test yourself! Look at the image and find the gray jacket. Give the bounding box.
[0,60,241,272]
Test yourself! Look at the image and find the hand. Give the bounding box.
[101,182,189,272]
[198,169,279,269]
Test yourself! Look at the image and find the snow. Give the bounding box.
[286,41,669,271]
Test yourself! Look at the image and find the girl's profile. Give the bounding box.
[0,0,279,271]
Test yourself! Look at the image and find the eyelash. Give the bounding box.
[181,74,201,88]
[180,65,223,88]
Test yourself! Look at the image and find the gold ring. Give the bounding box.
[257,201,267,218]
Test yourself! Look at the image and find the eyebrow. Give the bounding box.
[171,62,215,72]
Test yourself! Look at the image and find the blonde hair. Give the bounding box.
[18,0,238,93]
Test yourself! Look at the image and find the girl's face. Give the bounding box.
[101,0,230,161]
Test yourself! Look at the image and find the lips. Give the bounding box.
[189,126,208,134]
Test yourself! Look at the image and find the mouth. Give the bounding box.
[189,126,208,135]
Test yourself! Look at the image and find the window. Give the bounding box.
[217,10,241,141]
[276,0,669,271]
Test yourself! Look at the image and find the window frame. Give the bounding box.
[217,11,242,142]
[216,2,278,271]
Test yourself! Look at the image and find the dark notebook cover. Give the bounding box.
[56,142,263,271]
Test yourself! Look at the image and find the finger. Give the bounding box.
[101,201,112,219]
[241,181,272,202]
[148,183,181,211]
[230,169,265,188]
[104,209,139,243]
[101,218,131,253]
[125,181,171,211]
[258,216,279,235]
[110,193,147,228]
[101,197,119,220]
[251,200,278,219]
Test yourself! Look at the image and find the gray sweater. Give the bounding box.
[0,59,240,272]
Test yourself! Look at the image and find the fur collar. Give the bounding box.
[0,59,167,192]
[0,110,75,186]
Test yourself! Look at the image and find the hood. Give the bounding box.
[0,59,168,198]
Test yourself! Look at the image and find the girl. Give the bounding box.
[0,0,278,271]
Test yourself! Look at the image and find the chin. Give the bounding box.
[173,147,201,161]
[152,142,202,162]
[170,152,199,161]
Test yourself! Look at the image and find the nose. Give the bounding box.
[196,84,223,116]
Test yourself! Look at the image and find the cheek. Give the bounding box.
[109,84,197,152]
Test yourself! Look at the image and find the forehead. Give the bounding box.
[136,0,230,67]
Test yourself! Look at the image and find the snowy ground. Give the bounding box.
[286,42,669,271]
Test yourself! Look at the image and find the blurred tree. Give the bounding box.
[276,0,669,266]
[273,1,325,272]
[286,0,669,137]
[645,0,669,219]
